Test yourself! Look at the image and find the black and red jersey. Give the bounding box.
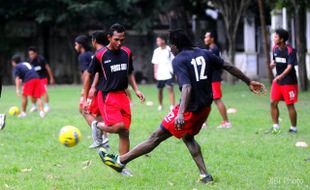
[272,44,297,85]
[28,55,48,79]
[206,44,222,82]
[88,46,134,93]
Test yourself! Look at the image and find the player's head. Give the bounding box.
[91,31,108,48]
[107,23,126,50]
[74,35,91,53]
[11,55,21,67]
[274,28,289,45]
[169,29,193,55]
[28,46,38,60]
[156,35,167,48]
[204,31,217,46]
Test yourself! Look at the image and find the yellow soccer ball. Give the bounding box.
[58,126,81,147]
[8,106,20,116]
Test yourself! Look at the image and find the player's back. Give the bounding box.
[173,48,223,112]
[14,62,39,82]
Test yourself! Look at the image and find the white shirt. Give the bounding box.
[151,46,174,80]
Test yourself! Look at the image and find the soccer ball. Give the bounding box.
[58,126,81,147]
[8,106,20,116]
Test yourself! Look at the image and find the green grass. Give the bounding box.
[0,84,309,190]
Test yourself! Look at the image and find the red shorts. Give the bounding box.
[22,79,46,98]
[40,78,48,89]
[212,82,222,100]
[98,90,131,129]
[271,82,298,105]
[161,105,211,139]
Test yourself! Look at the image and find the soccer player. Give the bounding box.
[98,29,265,183]
[11,55,46,118]
[204,31,231,128]
[83,23,145,156]
[75,32,109,148]
[0,73,5,129]
[151,35,175,111]
[28,46,55,112]
[267,28,298,134]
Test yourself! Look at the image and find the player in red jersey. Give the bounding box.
[98,29,265,183]
[11,55,46,118]
[83,23,145,156]
[266,28,298,134]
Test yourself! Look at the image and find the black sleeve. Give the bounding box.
[208,53,224,70]
[173,58,191,86]
[128,53,134,74]
[288,49,297,66]
[87,56,100,75]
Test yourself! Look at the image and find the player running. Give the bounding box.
[266,28,298,134]
[28,47,55,112]
[83,23,145,156]
[98,29,265,183]
[11,55,46,118]
[204,31,231,128]
[75,32,110,149]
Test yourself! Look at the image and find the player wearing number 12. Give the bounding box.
[98,29,265,183]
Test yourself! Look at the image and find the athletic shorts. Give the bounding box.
[212,81,222,100]
[271,82,298,105]
[161,105,211,138]
[79,93,100,116]
[40,78,48,87]
[157,79,174,89]
[22,79,46,98]
[98,90,131,129]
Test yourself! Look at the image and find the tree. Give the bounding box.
[210,0,252,83]
[257,0,274,83]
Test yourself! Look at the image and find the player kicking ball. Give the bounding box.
[98,29,266,183]
[265,28,298,134]
[11,55,46,118]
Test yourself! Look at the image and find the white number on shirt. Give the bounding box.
[191,56,207,81]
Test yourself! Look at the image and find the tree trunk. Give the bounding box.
[227,36,236,84]
[257,0,274,83]
[293,0,308,91]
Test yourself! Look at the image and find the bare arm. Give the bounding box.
[83,71,92,100]
[88,72,99,98]
[128,73,145,102]
[153,64,158,80]
[15,77,21,96]
[45,64,55,84]
[175,84,192,130]
[273,64,293,82]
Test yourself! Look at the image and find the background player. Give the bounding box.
[0,72,5,129]
[151,35,175,111]
[28,47,55,112]
[98,29,265,183]
[11,55,46,118]
[267,28,298,134]
[83,24,145,156]
[204,31,231,128]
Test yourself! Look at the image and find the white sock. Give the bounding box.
[32,104,37,108]
[200,174,207,178]
[290,126,297,131]
[273,124,280,129]
[117,156,124,166]
[44,103,49,107]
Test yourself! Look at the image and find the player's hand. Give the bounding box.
[88,87,97,99]
[273,75,282,83]
[270,61,276,69]
[82,98,89,114]
[16,89,21,96]
[50,78,55,85]
[135,90,145,103]
[249,81,267,96]
[175,113,185,130]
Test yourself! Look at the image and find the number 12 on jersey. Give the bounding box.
[191,56,207,82]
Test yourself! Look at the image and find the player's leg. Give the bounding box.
[157,81,164,111]
[19,95,28,117]
[287,104,297,133]
[166,80,175,109]
[182,135,213,183]
[214,99,231,128]
[270,100,280,124]
[30,97,37,112]
[267,82,281,133]
[118,128,130,155]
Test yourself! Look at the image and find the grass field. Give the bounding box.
[0,83,309,190]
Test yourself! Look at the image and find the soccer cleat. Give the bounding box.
[157,105,163,111]
[30,106,37,112]
[288,128,297,134]
[98,148,124,173]
[89,142,102,149]
[264,127,280,134]
[39,111,45,118]
[89,138,109,149]
[91,121,103,146]
[199,174,214,183]
[18,112,27,118]
[217,121,232,129]
[44,105,49,113]
[0,114,6,130]
[121,168,133,177]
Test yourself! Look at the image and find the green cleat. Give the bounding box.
[98,148,124,173]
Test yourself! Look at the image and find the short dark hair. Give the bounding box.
[11,55,21,63]
[28,46,38,53]
[107,23,125,36]
[92,31,108,45]
[157,35,167,42]
[206,30,217,43]
[75,35,91,51]
[169,29,193,50]
[275,28,289,42]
